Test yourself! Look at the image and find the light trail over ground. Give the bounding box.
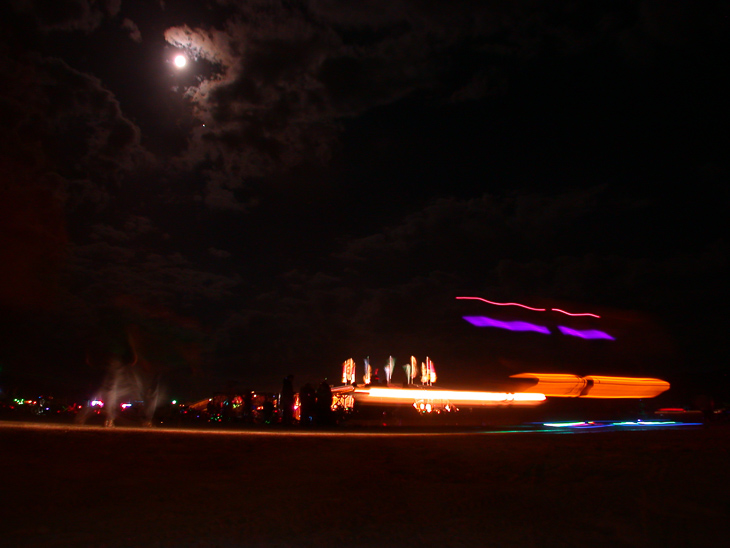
[0,419,703,437]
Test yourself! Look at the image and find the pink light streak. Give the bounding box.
[551,308,601,318]
[456,297,600,318]
[455,296,546,312]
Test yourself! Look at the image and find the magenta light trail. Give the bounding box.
[557,326,615,341]
[456,297,600,318]
[463,316,551,334]
[456,296,546,312]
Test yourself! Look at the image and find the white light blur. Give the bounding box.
[355,387,545,407]
[174,55,187,68]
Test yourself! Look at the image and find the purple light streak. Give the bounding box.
[557,326,615,340]
[463,316,551,334]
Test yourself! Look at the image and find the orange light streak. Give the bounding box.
[581,375,670,399]
[510,373,670,399]
[510,373,588,397]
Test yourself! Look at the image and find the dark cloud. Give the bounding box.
[1,1,727,397]
[121,17,142,43]
[11,0,120,33]
[0,159,68,311]
[0,52,148,186]
[90,223,129,242]
[334,188,727,307]
[69,242,242,307]
[211,185,726,385]
[158,1,730,213]
[208,247,232,259]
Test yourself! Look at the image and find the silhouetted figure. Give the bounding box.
[243,390,253,423]
[372,368,382,385]
[299,383,317,426]
[316,380,333,426]
[696,394,715,424]
[280,374,295,425]
[221,398,232,422]
[262,398,274,424]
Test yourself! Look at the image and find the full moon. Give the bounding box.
[174,55,187,68]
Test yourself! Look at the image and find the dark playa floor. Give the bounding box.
[2,422,728,547]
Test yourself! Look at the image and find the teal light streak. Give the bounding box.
[612,421,676,426]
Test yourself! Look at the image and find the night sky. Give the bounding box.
[1,1,728,402]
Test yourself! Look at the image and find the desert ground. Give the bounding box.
[1,421,728,547]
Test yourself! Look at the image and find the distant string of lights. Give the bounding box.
[456,296,600,318]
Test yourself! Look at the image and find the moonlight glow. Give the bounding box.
[174,55,187,68]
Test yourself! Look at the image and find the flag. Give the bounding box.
[342,358,356,384]
[349,358,356,384]
[427,356,437,384]
[363,357,371,385]
[385,356,395,383]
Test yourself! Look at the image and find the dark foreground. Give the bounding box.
[2,422,728,547]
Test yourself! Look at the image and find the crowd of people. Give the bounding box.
[280,375,334,426]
